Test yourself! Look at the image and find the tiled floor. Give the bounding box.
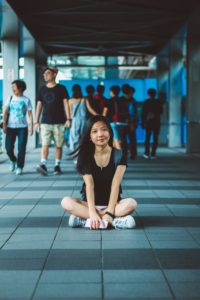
[0,147,200,299]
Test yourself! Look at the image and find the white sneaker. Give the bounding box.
[85,218,108,229]
[68,214,86,228]
[143,154,149,159]
[112,215,136,229]
[16,168,23,175]
[9,161,16,172]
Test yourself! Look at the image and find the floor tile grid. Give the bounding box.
[29,211,66,300]
[0,174,46,248]
[1,148,200,299]
[124,184,176,299]
[124,160,199,300]
[30,174,82,300]
[142,222,177,300]
[0,179,53,251]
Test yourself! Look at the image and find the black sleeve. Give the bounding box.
[77,156,92,175]
[79,167,91,175]
[37,87,44,103]
[61,85,69,99]
[118,151,127,166]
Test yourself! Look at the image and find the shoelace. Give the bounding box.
[77,217,86,227]
[113,217,128,228]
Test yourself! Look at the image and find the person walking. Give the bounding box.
[68,84,97,151]
[105,85,122,149]
[85,85,101,118]
[127,86,138,160]
[2,80,33,175]
[142,88,163,159]
[61,115,137,230]
[93,84,108,115]
[118,84,131,154]
[35,66,70,175]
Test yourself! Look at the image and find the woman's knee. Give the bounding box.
[127,198,137,212]
[61,197,75,212]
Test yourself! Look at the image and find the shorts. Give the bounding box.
[81,190,121,205]
[96,205,107,211]
[40,124,65,147]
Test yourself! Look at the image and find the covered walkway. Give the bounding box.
[0,148,200,299]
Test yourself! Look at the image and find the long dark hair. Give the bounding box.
[71,115,113,174]
[72,84,83,98]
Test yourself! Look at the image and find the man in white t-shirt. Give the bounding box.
[2,80,33,175]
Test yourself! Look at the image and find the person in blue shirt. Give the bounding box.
[2,80,33,175]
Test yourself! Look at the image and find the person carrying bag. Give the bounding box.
[2,80,33,175]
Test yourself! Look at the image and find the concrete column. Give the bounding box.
[23,27,36,149]
[2,0,19,102]
[35,47,48,148]
[187,7,200,153]
[157,53,169,145]
[168,36,183,147]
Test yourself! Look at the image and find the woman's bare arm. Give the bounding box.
[103,165,126,221]
[85,99,98,116]
[27,110,33,136]
[83,174,102,229]
[2,106,9,134]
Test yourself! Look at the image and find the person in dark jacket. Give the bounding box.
[127,86,138,160]
[142,88,163,159]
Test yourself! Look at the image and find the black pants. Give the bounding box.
[119,125,128,155]
[144,126,160,156]
[126,127,137,158]
[5,127,28,168]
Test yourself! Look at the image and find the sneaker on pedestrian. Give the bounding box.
[143,154,149,159]
[9,161,16,172]
[36,164,48,176]
[112,215,136,229]
[16,167,23,175]
[54,165,62,175]
[68,214,86,228]
[150,155,157,159]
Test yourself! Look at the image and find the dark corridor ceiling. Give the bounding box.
[7,0,199,56]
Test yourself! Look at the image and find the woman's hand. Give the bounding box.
[89,210,103,230]
[29,124,33,136]
[102,214,113,224]
[65,119,71,128]
[35,122,40,133]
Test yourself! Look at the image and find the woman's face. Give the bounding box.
[12,83,22,96]
[90,121,110,147]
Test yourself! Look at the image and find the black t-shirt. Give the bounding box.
[86,95,102,117]
[106,96,129,123]
[118,96,130,122]
[38,84,69,124]
[80,148,127,206]
[105,97,118,122]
